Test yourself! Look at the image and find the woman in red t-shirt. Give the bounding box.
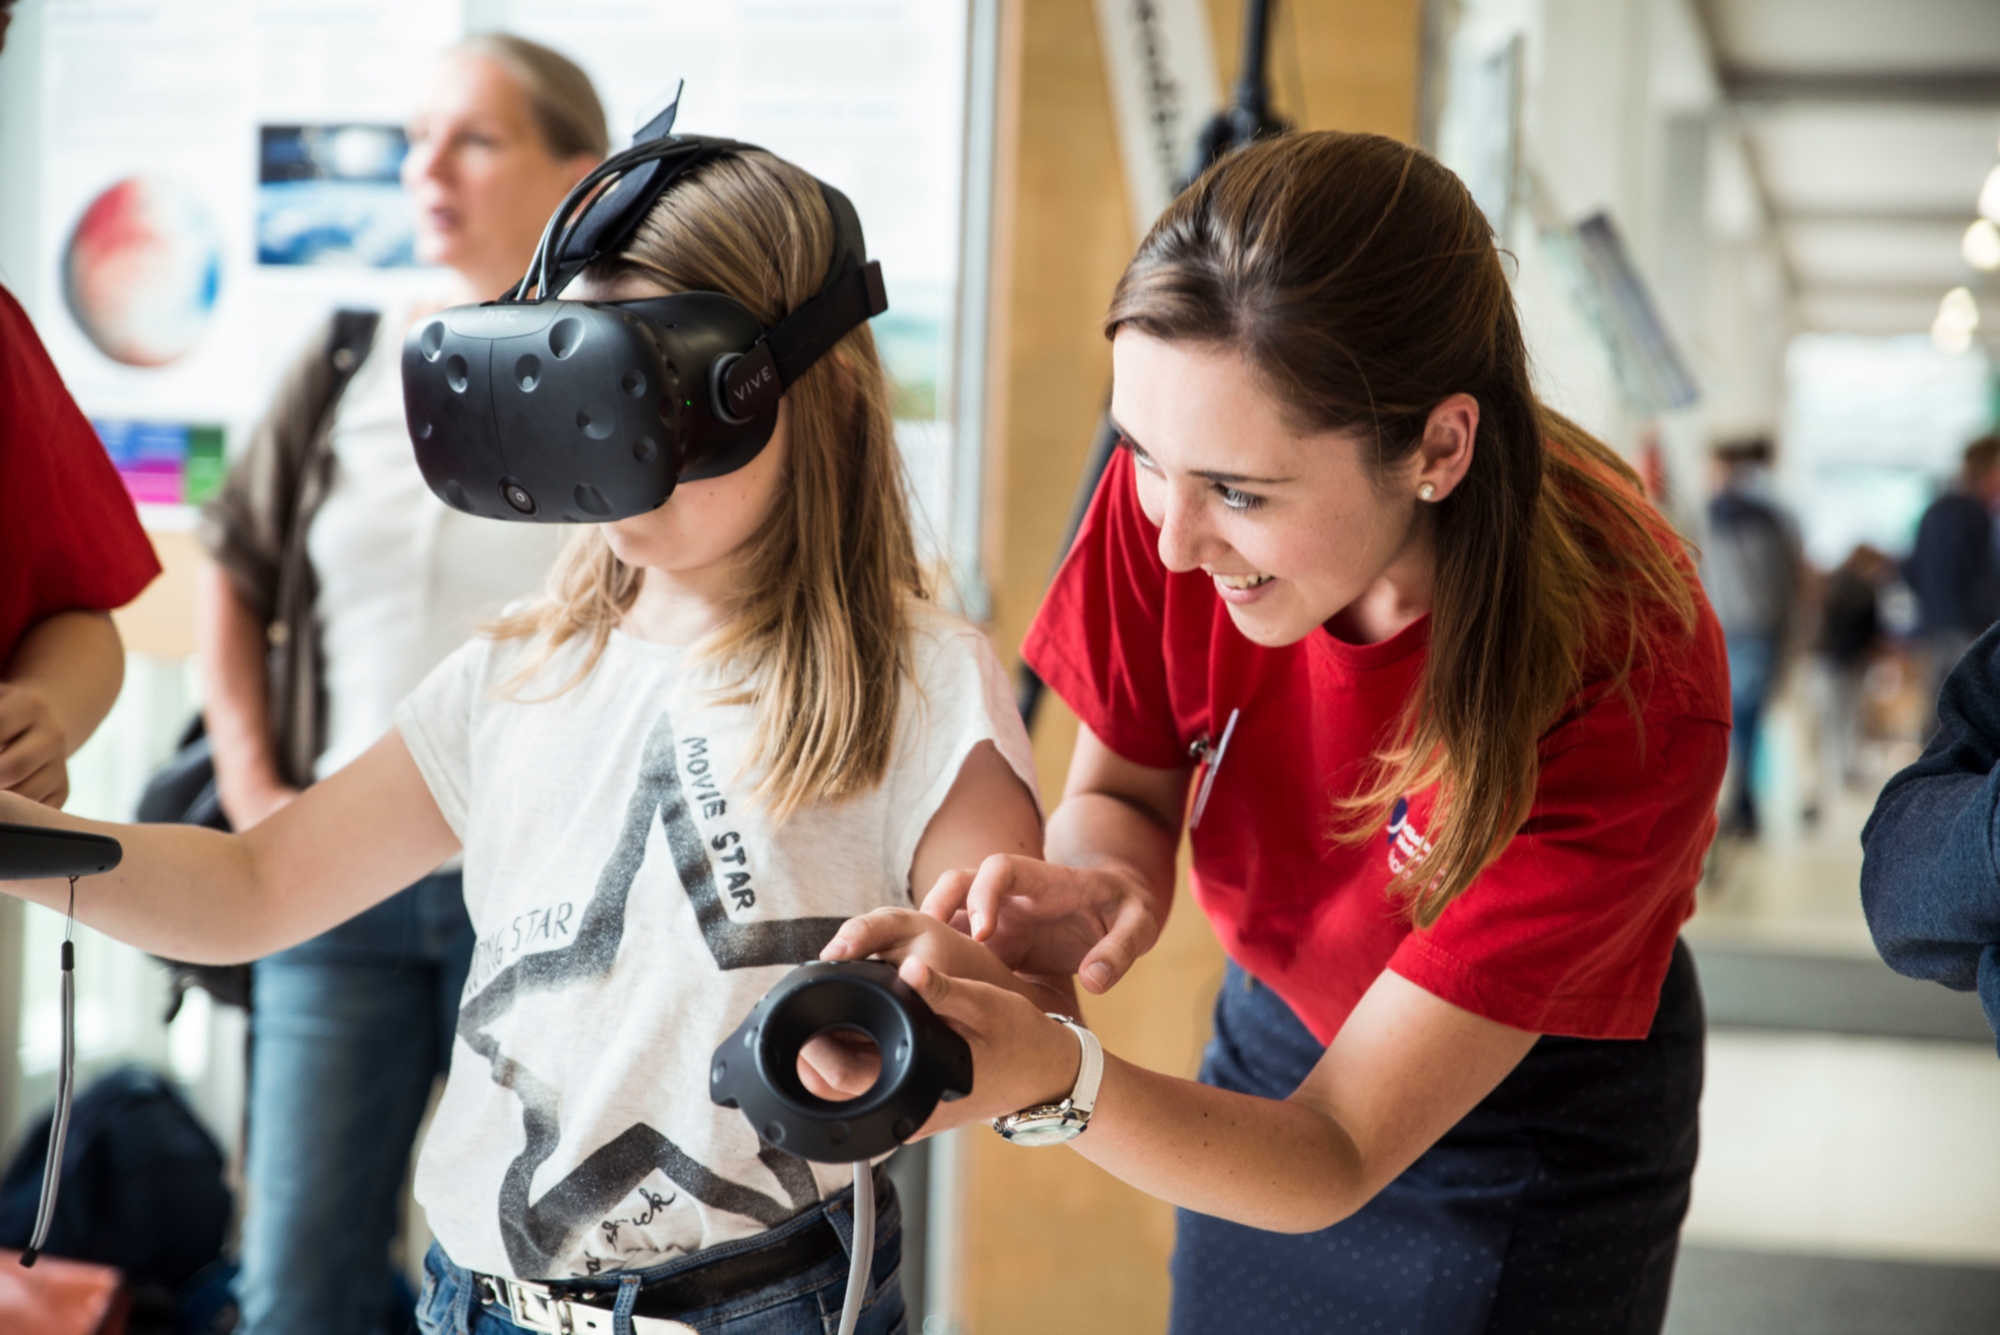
[828,133,1728,1332]
[0,284,161,807]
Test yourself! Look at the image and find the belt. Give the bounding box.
[474,1208,847,1330]
[477,1276,693,1334]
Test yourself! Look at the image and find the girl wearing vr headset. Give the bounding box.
[830,131,1730,1334]
[197,37,604,1335]
[0,145,1051,1331]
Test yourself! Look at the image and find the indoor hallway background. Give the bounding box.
[4,1,2000,1332]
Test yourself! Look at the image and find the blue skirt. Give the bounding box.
[1168,941,1702,1335]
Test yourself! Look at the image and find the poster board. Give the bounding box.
[25,1,977,574]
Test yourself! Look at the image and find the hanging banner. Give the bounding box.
[1092,0,1220,238]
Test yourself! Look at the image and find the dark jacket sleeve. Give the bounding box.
[1861,621,2000,1050]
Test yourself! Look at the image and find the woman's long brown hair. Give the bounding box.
[489,151,926,820]
[1106,132,1698,926]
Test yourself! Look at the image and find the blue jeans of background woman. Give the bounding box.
[1169,945,1703,1335]
[1725,633,1777,834]
[415,1170,906,1335]
[236,872,475,1335]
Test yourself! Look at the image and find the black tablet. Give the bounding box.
[0,822,122,881]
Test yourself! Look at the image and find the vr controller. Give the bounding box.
[402,98,887,524]
[710,959,973,1164]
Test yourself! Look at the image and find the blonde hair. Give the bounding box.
[488,151,927,821]
[455,33,610,160]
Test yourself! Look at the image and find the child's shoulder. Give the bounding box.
[903,597,1004,677]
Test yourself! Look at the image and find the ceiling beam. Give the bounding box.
[1798,281,1976,300]
[1776,207,1980,228]
[1724,67,2000,106]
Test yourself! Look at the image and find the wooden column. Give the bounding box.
[962,3,1425,1330]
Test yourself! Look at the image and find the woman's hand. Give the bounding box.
[921,855,1164,995]
[821,906,1076,1017]
[799,907,1081,1119]
[0,681,73,807]
[0,609,128,808]
[893,955,1083,1133]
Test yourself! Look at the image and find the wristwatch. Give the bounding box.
[991,1015,1103,1146]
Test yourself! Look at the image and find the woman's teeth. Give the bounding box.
[1215,573,1273,590]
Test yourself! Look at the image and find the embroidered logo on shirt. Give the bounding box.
[1386,796,1433,875]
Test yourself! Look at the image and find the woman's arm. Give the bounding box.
[196,561,298,827]
[1861,628,2000,1025]
[851,936,1537,1232]
[0,610,127,807]
[803,740,1063,1097]
[923,725,1189,992]
[0,727,459,963]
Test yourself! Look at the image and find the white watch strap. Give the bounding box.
[1050,1015,1103,1114]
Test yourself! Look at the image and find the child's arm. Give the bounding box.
[0,727,459,964]
[803,739,1062,1098]
[0,610,127,807]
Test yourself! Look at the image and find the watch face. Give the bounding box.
[998,1112,1084,1147]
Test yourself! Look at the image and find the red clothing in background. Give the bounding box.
[1023,447,1728,1043]
[0,285,160,664]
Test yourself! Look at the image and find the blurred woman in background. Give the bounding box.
[197,36,606,1335]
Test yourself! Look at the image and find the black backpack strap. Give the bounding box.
[327,307,380,391]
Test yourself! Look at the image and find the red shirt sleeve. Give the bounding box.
[0,286,161,664]
[1021,448,1189,769]
[1389,692,1728,1037]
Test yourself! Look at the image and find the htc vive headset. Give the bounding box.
[401,99,887,523]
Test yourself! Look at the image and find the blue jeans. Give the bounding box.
[237,872,476,1335]
[415,1171,906,1335]
[1725,633,1777,832]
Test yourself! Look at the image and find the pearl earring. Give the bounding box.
[1418,482,1437,501]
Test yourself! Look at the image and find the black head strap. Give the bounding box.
[516,93,888,424]
[709,182,888,424]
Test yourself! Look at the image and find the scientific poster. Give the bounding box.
[34,1,462,518]
[32,1,973,554]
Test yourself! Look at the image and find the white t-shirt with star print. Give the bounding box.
[393,599,1035,1280]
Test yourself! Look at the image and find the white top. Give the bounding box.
[393,601,1037,1280]
[306,311,569,780]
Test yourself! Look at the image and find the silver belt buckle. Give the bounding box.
[488,1270,699,1335]
[504,1278,576,1334]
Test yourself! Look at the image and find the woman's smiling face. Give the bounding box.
[1109,329,1433,648]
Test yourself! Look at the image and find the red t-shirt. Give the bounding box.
[1022,448,1729,1043]
[0,285,160,664]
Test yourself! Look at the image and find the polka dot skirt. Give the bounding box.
[1167,943,1703,1335]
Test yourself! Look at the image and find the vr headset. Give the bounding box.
[402,97,887,523]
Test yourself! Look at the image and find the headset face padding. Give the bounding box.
[400,118,886,524]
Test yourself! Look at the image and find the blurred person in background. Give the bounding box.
[1700,436,1802,838]
[1803,544,1889,823]
[197,36,605,1335]
[1905,434,2000,732]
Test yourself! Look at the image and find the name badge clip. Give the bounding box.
[1188,707,1241,830]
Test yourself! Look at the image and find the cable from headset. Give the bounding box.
[836,1160,874,1335]
[21,875,78,1267]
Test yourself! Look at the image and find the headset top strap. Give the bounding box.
[525,95,888,420]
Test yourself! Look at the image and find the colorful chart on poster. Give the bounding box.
[94,419,227,507]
